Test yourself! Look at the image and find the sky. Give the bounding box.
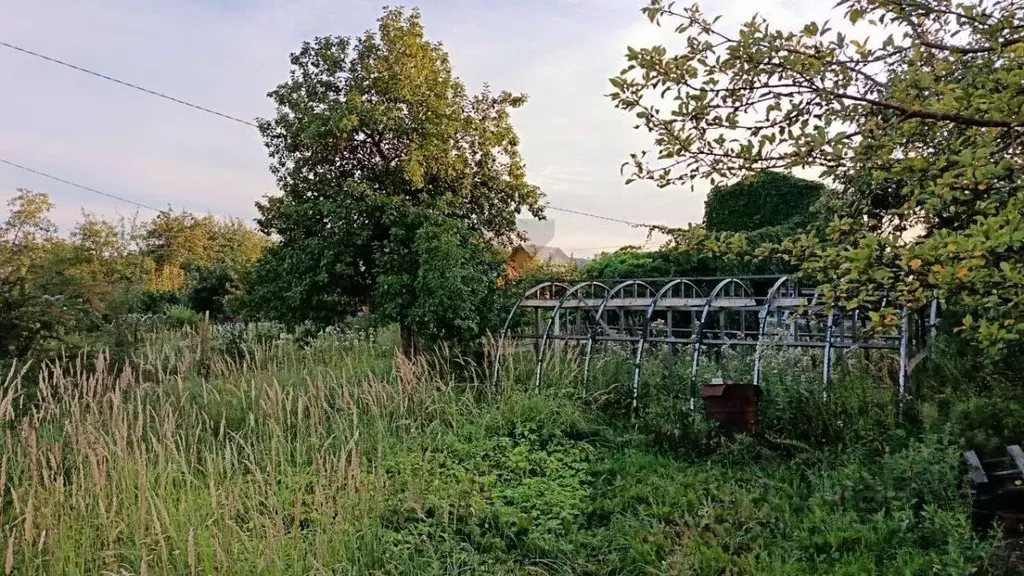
[0,0,829,257]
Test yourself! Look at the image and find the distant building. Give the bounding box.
[504,243,575,281]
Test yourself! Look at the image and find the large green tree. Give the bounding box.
[59,212,149,316]
[249,7,543,348]
[141,211,268,292]
[611,0,1024,352]
[0,189,56,278]
[0,191,96,360]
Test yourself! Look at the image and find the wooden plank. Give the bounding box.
[907,346,931,374]
[519,297,759,310]
[518,296,815,310]
[520,299,558,308]
[772,297,813,308]
[963,450,989,486]
[1007,445,1024,476]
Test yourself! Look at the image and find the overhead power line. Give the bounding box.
[1,39,666,228]
[544,205,658,228]
[0,40,258,128]
[562,236,658,253]
[0,156,162,212]
[1,155,672,236]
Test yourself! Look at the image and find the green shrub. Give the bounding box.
[163,304,203,328]
[186,264,239,320]
[135,289,184,314]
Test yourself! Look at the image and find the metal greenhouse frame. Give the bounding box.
[492,276,940,408]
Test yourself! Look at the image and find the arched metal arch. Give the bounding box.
[581,279,656,388]
[492,281,571,390]
[752,278,838,391]
[630,279,706,409]
[534,281,612,390]
[690,278,754,379]
[752,276,795,387]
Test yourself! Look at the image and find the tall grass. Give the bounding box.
[0,326,1017,574]
[2,329,463,574]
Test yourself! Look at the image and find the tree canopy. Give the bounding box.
[143,211,268,293]
[611,0,1024,352]
[249,7,543,348]
[0,190,77,360]
[0,189,269,362]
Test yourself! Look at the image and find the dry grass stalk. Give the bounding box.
[22,493,33,545]
[4,534,13,576]
[187,526,196,576]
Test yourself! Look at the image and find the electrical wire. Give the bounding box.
[0,40,258,128]
[0,156,163,212]
[543,204,659,228]
[0,155,673,240]
[1,39,668,228]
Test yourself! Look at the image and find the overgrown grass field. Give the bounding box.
[0,325,1021,574]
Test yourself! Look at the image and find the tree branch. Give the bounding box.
[919,36,1024,54]
[820,89,1024,128]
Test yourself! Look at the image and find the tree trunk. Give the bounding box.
[400,323,417,358]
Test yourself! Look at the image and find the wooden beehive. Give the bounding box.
[962,445,1024,535]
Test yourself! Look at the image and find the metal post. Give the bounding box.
[823,309,836,399]
[898,308,909,403]
[534,308,541,358]
[667,309,675,388]
[929,296,939,342]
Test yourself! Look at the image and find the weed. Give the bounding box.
[0,327,1017,574]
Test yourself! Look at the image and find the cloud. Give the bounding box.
[0,0,822,255]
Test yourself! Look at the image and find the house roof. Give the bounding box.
[513,243,574,265]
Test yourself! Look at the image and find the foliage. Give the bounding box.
[0,190,267,364]
[704,171,825,234]
[163,304,204,328]
[581,235,791,279]
[186,264,241,321]
[143,210,269,292]
[249,7,543,347]
[0,190,99,360]
[610,0,1024,354]
[501,259,583,290]
[0,326,1016,574]
[135,289,185,315]
[55,212,152,318]
[374,214,507,351]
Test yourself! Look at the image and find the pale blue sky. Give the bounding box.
[0,0,826,255]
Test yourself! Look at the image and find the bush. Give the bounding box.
[186,264,240,321]
[135,289,184,315]
[164,304,203,328]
